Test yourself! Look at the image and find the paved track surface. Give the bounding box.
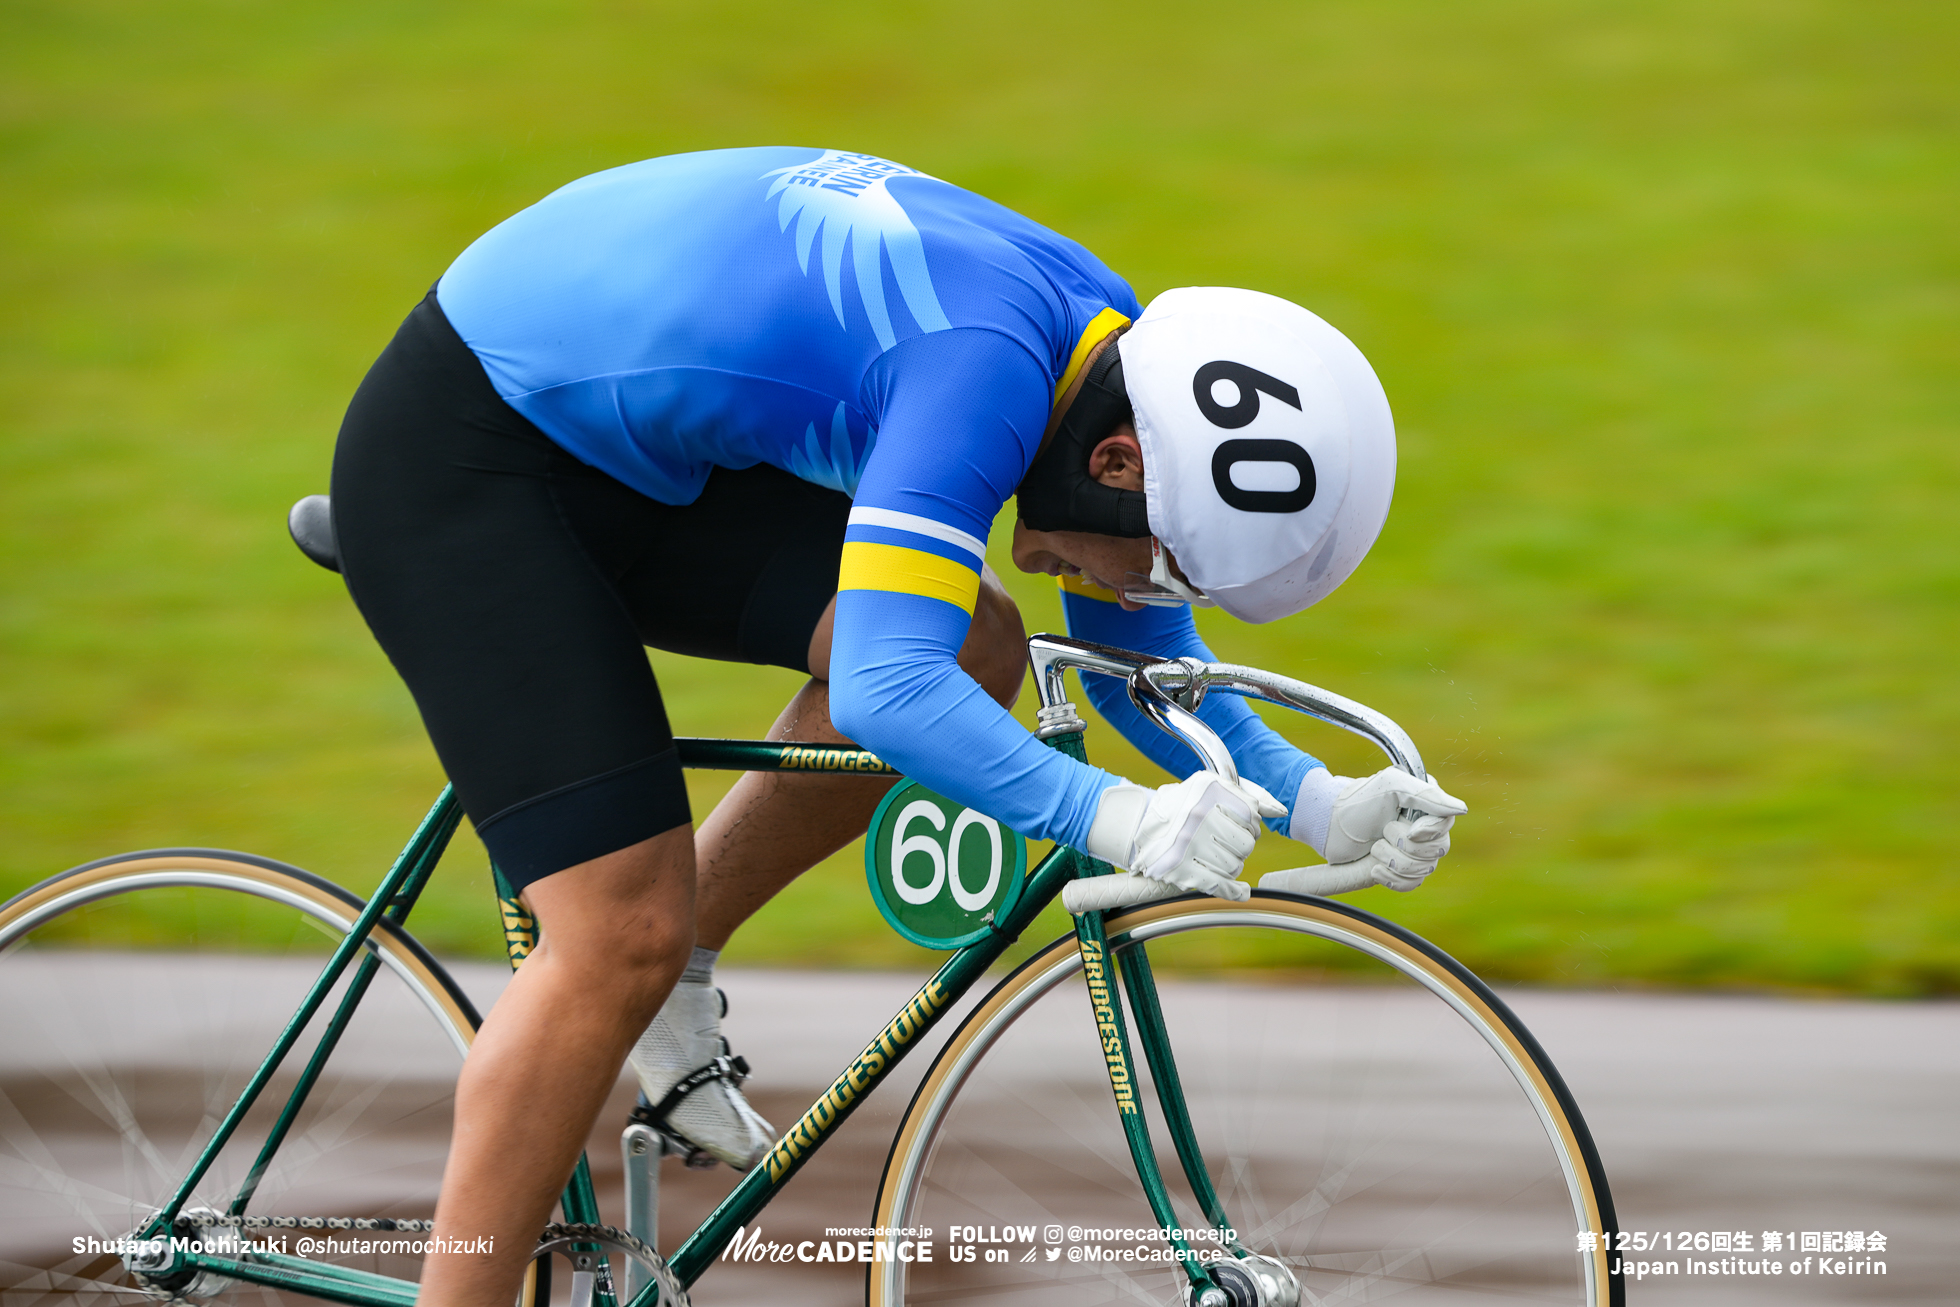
[3,957,1955,1305]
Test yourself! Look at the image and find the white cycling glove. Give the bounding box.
[1085,773,1288,902]
[1267,766,1467,894]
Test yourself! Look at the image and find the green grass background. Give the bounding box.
[3,0,1954,993]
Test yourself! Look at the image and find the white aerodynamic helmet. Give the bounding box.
[1119,287,1397,623]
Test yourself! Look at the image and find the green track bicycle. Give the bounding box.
[1,552,1624,1307]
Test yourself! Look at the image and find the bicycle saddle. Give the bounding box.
[288,494,341,573]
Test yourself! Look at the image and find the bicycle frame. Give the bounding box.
[133,637,1420,1307]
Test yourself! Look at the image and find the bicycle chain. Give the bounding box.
[173,1214,688,1306]
[176,1213,435,1233]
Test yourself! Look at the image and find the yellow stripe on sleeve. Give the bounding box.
[839,542,981,613]
[1052,306,1133,404]
[1058,573,1122,603]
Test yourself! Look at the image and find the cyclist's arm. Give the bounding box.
[1057,580,1326,837]
[828,328,1121,850]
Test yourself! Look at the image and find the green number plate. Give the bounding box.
[865,781,1027,949]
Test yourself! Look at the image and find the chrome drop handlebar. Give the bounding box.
[1026,633,1425,782]
[1027,633,1431,912]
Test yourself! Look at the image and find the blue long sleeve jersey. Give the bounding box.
[436,146,1319,850]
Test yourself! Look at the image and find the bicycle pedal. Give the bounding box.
[657,1119,721,1170]
[630,1096,725,1170]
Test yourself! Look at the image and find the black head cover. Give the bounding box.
[1015,345,1152,538]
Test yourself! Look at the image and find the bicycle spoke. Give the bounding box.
[0,858,474,1307]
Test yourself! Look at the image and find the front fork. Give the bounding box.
[1042,728,1242,1305]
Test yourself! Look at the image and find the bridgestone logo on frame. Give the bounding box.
[762,978,952,1183]
[778,746,894,773]
[1078,939,1138,1115]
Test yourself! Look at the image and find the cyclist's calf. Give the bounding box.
[422,826,696,1307]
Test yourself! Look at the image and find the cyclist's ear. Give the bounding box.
[1088,428,1144,491]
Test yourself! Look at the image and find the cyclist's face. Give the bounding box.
[1010,522,1157,610]
[1011,427,1180,612]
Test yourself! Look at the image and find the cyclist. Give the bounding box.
[329,146,1464,1306]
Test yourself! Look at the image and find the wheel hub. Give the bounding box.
[122,1210,240,1301]
[1189,1254,1302,1307]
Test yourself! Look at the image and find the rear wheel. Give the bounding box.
[0,850,479,1306]
[872,891,1621,1306]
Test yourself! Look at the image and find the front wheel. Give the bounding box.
[872,891,1621,1306]
[0,850,480,1307]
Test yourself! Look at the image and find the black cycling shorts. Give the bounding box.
[331,291,851,891]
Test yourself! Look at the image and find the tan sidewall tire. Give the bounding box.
[0,850,478,1048]
[869,892,1620,1307]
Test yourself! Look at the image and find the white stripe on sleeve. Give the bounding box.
[847,507,988,562]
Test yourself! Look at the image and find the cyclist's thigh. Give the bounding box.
[559,460,853,673]
[330,291,690,892]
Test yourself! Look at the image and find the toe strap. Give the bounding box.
[642,1053,750,1126]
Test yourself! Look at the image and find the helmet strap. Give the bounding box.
[1120,537,1213,608]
